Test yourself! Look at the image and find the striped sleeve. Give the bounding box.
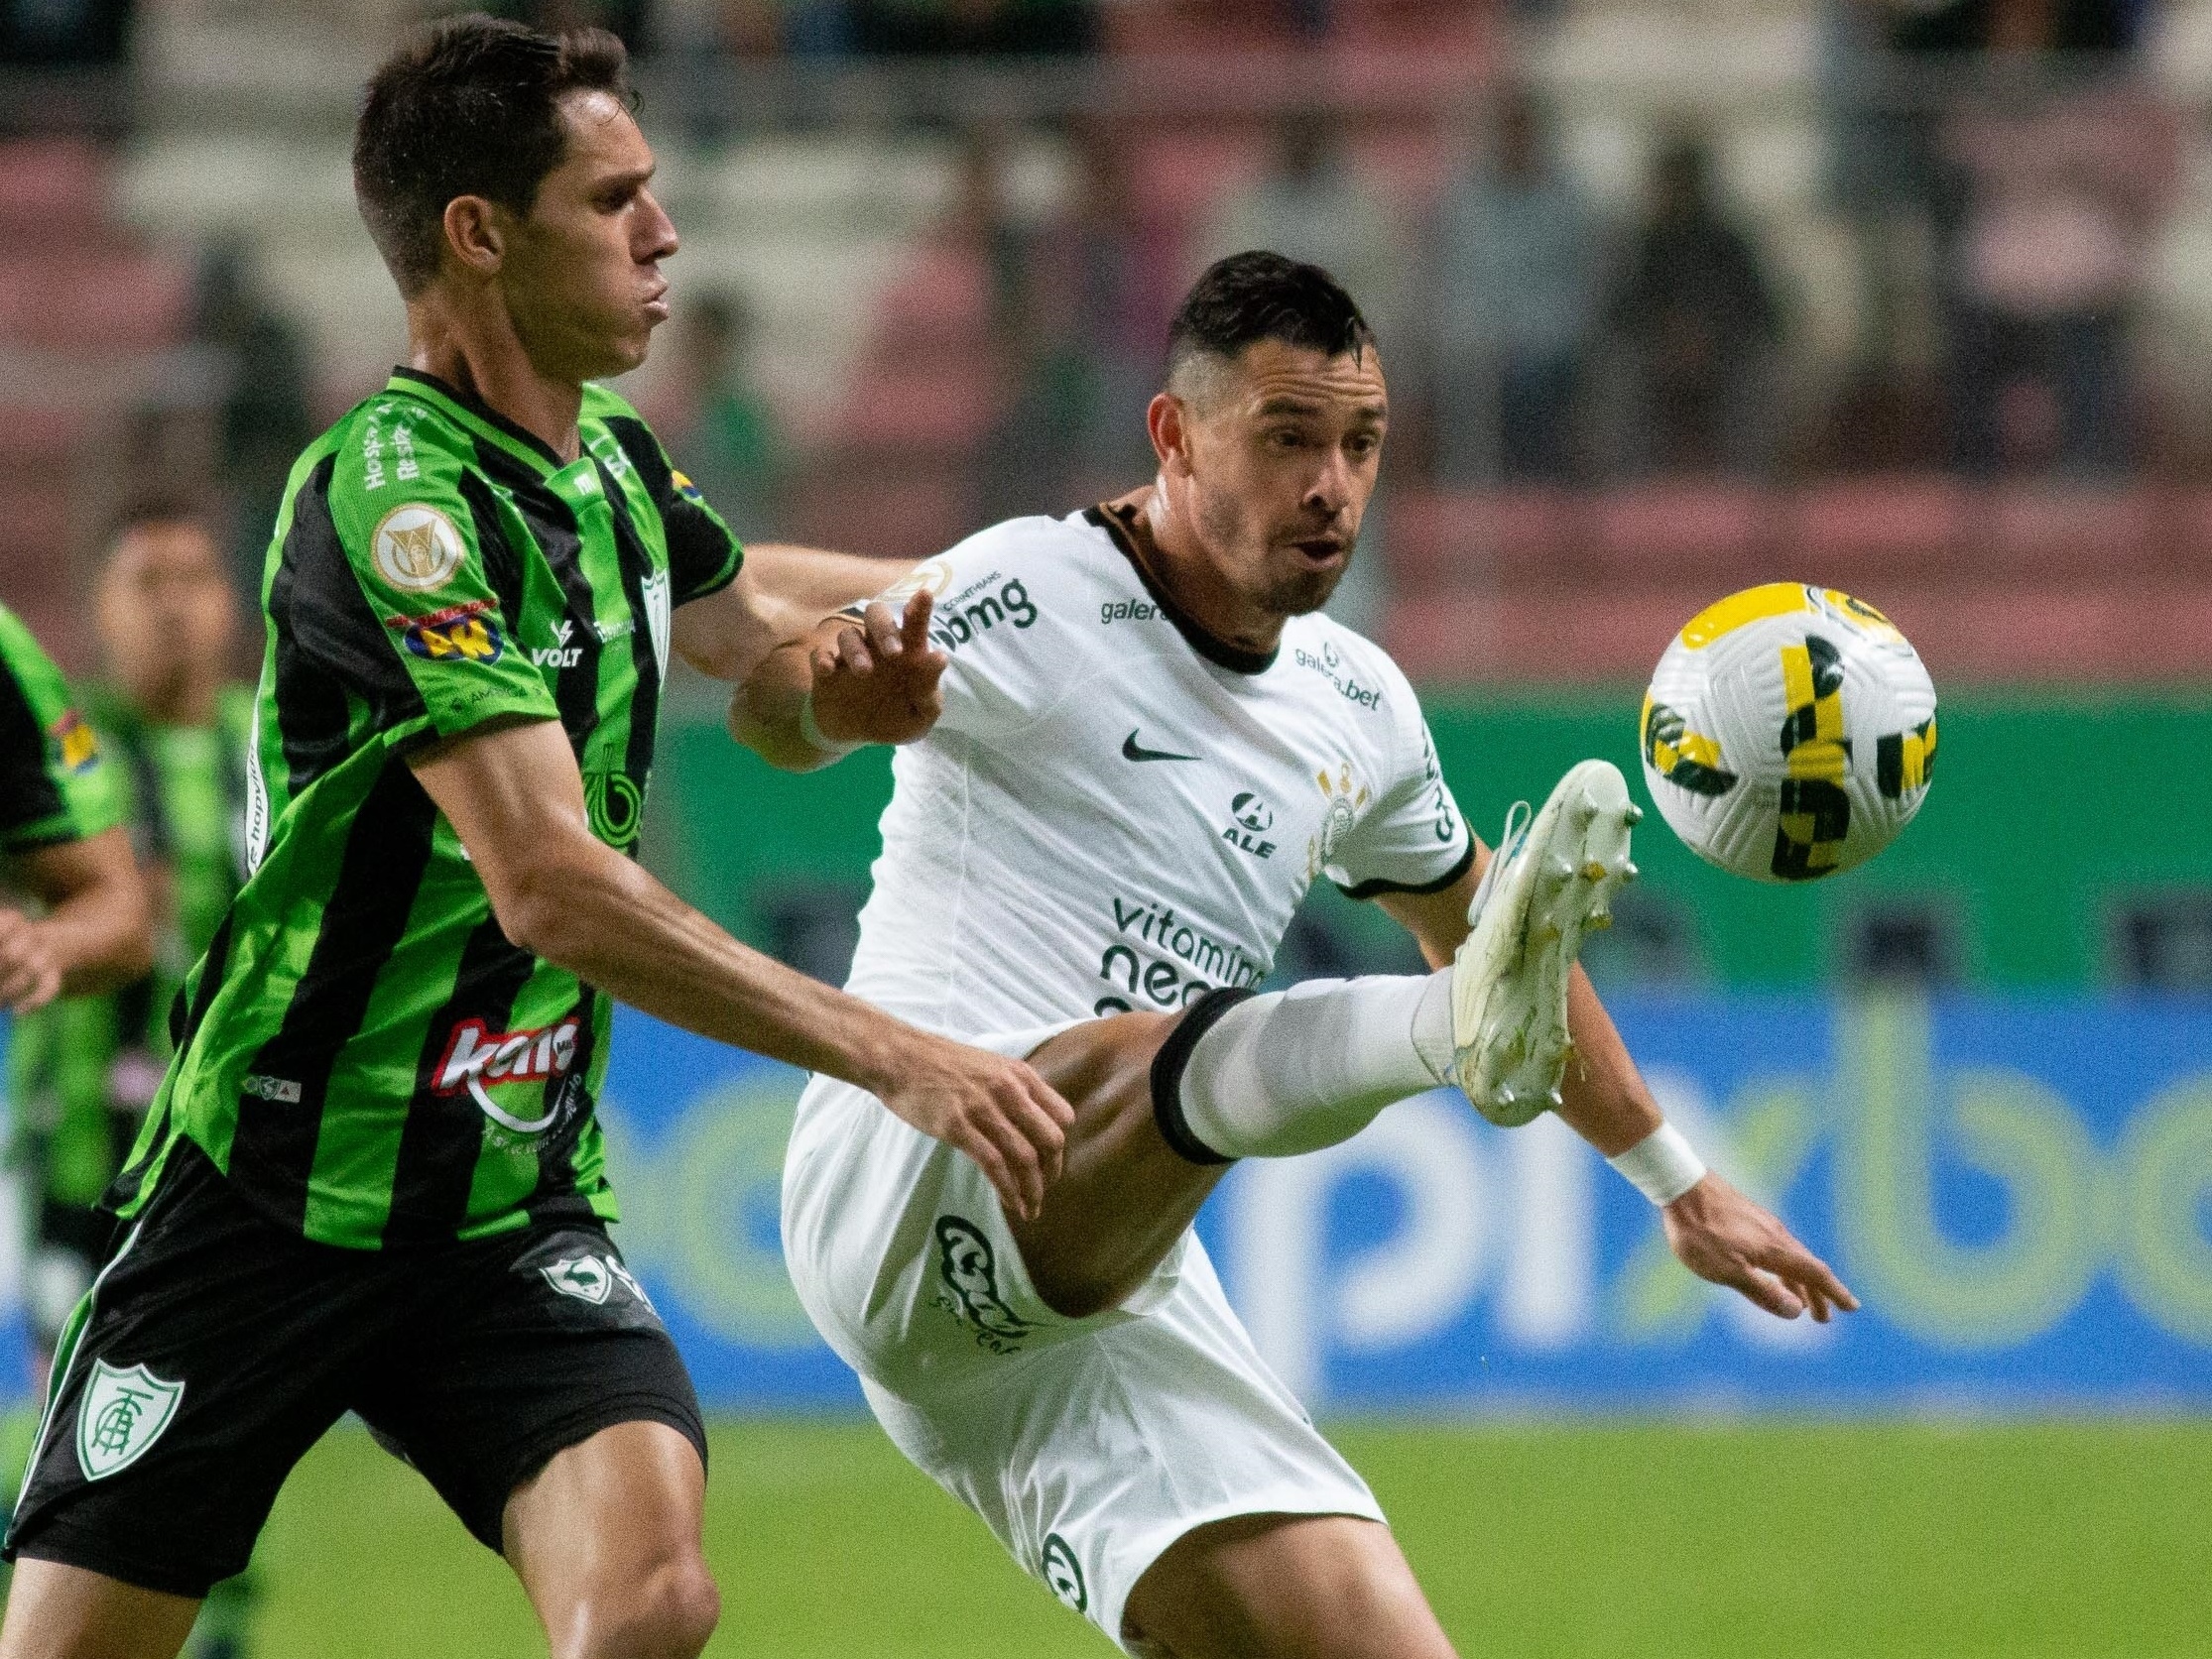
[0,606,126,854]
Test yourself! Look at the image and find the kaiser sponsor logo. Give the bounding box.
[433,1015,581,1134]
[49,708,100,774]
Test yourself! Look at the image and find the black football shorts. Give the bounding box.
[4,1139,704,1598]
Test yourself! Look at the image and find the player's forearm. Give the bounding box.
[17,828,154,997]
[508,837,904,1088]
[1553,965,1663,1156]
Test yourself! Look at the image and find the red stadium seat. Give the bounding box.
[0,248,191,353]
[0,139,110,241]
[1971,485,2154,581]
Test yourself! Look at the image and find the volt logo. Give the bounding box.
[532,619,584,669]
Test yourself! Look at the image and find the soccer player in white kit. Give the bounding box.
[740,254,1855,1657]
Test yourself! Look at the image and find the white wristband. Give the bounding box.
[797,692,862,761]
[1608,1123,1707,1206]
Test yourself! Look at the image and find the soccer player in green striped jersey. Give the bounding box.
[2,17,1067,1659]
[3,508,259,1659]
[0,608,152,1027]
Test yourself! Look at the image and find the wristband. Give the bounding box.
[798,691,862,760]
[1607,1122,1707,1206]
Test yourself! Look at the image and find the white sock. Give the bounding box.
[1168,972,1455,1160]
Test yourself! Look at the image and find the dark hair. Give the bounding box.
[1165,251,1376,387]
[352,13,632,296]
[104,492,212,556]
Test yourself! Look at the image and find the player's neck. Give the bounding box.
[405,294,585,464]
[1124,489,1287,658]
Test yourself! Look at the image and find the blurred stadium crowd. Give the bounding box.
[4,0,2212,686]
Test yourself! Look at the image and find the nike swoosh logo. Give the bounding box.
[1123,730,1199,764]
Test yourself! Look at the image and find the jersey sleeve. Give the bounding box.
[0,608,127,854]
[845,521,1063,742]
[1324,650,1475,899]
[316,419,560,751]
[590,396,744,607]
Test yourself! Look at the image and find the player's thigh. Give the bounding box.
[356,1224,710,1561]
[502,1419,718,1659]
[0,1558,200,1659]
[1124,1512,1458,1659]
[1013,1010,1228,1318]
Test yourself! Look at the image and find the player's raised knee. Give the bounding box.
[559,1556,720,1659]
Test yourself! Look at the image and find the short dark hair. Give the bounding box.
[104,492,212,557]
[1165,251,1376,390]
[352,13,632,297]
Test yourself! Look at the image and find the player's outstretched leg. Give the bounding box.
[502,1422,718,1659]
[1124,1513,1458,1659]
[1011,760,1638,1320]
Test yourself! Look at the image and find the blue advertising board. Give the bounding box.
[588,994,2212,1412]
[3,996,2208,1411]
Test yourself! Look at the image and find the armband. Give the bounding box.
[798,691,863,761]
[1607,1122,1707,1206]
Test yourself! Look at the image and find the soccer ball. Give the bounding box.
[1641,583,1937,883]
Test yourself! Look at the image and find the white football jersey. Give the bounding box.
[842,504,1473,1036]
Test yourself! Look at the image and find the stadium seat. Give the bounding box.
[0,249,190,353]
[1972,486,2155,581]
[786,468,972,564]
[0,138,110,241]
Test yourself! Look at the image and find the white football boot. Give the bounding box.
[1451,759,1640,1126]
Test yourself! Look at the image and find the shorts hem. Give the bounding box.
[457,1390,708,1551]
[8,1519,237,1601]
[1102,1487,1389,1658]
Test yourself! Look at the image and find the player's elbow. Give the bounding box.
[487,841,612,969]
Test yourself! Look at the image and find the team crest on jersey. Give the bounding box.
[372,503,466,592]
[76,1360,184,1481]
[389,599,505,664]
[1306,763,1371,880]
[48,708,100,774]
[671,468,704,503]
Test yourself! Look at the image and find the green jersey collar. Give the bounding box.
[385,367,567,475]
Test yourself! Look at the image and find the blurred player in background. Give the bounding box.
[1,507,257,1656]
[0,15,1069,1659]
[741,253,1855,1658]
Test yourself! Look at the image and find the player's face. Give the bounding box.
[1174,341,1387,620]
[499,90,676,382]
[96,521,235,710]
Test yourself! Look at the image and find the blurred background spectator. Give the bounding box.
[651,290,792,540]
[1594,131,1785,478]
[1424,85,1602,484]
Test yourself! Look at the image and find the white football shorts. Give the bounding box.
[782,1021,1386,1655]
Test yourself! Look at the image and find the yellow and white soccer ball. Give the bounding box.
[1641,583,1937,883]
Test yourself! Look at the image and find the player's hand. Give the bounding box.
[870,1032,1075,1223]
[1661,1172,1860,1322]
[810,592,948,749]
[0,907,65,1012]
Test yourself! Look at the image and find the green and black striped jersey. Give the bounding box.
[10,684,252,1209]
[0,605,125,858]
[112,368,742,1249]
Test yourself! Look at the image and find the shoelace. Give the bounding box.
[1465,798,1533,925]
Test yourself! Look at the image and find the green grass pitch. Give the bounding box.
[240,1417,2208,1657]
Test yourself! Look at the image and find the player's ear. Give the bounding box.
[1148,392,1190,476]
[441,194,507,278]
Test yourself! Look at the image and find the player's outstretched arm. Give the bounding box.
[0,827,153,1011]
[672,542,914,683]
[409,715,1071,1218]
[732,591,947,771]
[1378,850,1859,1324]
